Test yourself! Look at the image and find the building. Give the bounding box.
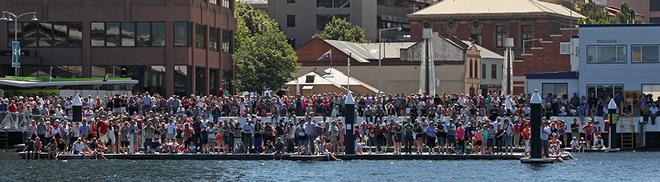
[285,68,379,96]
[470,42,505,96]
[608,0,660,23]
[0,0,236,96]
[267,0,431,48]
[408,0,583,94]
[296,35,494,95]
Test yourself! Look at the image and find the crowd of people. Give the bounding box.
[10,91,657,159]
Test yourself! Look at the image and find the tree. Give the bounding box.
[233,2,299,92]
[576,0,640,24]
[313,17,367,43]
[613,2,638,24]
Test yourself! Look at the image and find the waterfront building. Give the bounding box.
[0,0,237,96]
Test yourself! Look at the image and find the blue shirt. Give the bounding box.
[426,126,436,138]
[0,103,7,111]
[79,124,90,136]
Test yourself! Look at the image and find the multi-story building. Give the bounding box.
[607,0,660,23]
[268,0,431,48]
[408,0,583,94]
[0,0,236,96]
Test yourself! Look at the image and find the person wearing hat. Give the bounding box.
[274,137,285,155]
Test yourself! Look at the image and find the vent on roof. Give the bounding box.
[305,75,315,83]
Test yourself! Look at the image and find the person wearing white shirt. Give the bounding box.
[166,121,176,139]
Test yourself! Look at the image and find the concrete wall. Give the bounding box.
[578,25,660,97]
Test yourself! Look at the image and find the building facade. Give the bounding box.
[408,0,583,94]
[579,24,660,108]
[295,35,487,95]
[268,0,431,48]
[0,0,236,96]
[608,0,660,23]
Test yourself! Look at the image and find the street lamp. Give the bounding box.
[1,11,38,76]
[521,38,543,55]
[377,26,402,95]
[608,98,618,150]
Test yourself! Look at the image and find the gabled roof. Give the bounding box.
[286,68,379,93]
[410,0,584,19]
[461,41,504,59]
[323,39,415,63]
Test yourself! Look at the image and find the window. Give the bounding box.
[174,22,190,47]
[222,69,234,94]
[587,45,627,63]
[651,0,660,11]
[68,23,82,47]
[105,22,121,47]
[587,84,623,105]
[91,22,105,47]
[550,22,561,35]
[520,24,533,49]
[151,22,165,46]
[560,42,571,55]
[209,0,217,4]
[469,59,473,78]
[305,75,315,83]
[317,0,350,8]
[481,63,486,79]
[470,34,481,45]
[135,22,151,46]
[542,83,568,98]
[287,15,296,27]
[22,23,38,47]
[7,22,21,44]
[222,29,233,53]
[121,22,136,46]
[37,23,53,47]
[495,25,506,48]
[447,20,455,29]
[651,17,660,24]
[316,14,350,30]
[643,84,660,98]
[222,0,230,8]
[15,22,82,47]
[195,24,207,49]
[209,27,219,51]
[632,45,660,63]
[491,64,497,79]
[195,67,207,95]
[472,20,481,28]
[287,0,296,3]
[52,23,68,47]
[174,65,191,96]
[210,69,220,95]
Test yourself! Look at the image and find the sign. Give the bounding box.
[596,40,617,43]
[11,41,20,68]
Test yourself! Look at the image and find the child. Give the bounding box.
[465,140,473,154]
[24,138,35,160]
[570,136,579,153]
[34,137,42,159]
[274,137,285,154]
[593,135,604,149]
[579,137,586,153]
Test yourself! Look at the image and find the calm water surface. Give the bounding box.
[1,152,659,181]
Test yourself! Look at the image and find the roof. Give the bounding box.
[286,68,380,93]
[580,24,660,28]
[526,71,578,79]
[0,79,139,88]
[410,0,584,19]
[323,39,415,63]
[461,41,504,59]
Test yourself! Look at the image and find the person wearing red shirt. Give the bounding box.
[521,125,531,158]
[8,102,17,113]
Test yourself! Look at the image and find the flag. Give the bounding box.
[316,50,332,62]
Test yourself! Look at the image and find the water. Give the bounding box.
[1,152,659,181]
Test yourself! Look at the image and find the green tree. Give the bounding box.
[613,2,639,24]
[576,0,610,24]
[233,2,299,92]
[313,17,367,43]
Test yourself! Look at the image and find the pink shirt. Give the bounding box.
[456,127,465,140]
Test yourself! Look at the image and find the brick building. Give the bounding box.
[407,0,583,94]
[0,0,236,96]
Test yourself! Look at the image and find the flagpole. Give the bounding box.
[347,52,351,93]
[330,50,333,75]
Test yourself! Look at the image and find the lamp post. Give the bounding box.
[377,27,401,95]
[608,98,618,150]
[1,11,38,76]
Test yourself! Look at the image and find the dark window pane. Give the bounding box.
[151,22,165,46]
[7,22,22,45]
[174,65,190,96]
[105,22,121,47]
[287,15,296,27]
[22,22,38,47]
[68,22,82,47]
[91,22,105,47]
[491,64,497,79]
[38,23,53,47]
[222,29,230,53]
[52,23,68,47]
[209,27,218,51]
[174,22,189,47]
[652,0,660,11]
[210,69,220,95]
[136,22,151,46]
[122,22,135,47]
[195,24,206,48]
[196,67,207,95]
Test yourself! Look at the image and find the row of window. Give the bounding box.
[7,22,233,52]
[481,63,498,80]
[317,0,350,8]
[7,22,82,47]
[208,0,234,9]
[587,45,660,63]
[91,22,165,47]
